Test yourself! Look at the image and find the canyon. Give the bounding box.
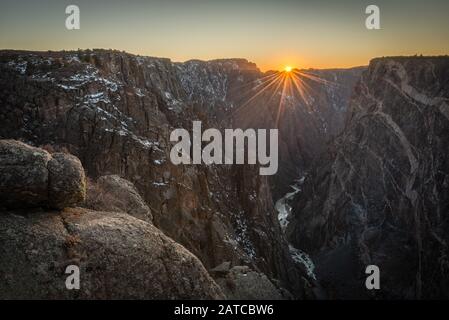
[0,50,448,299]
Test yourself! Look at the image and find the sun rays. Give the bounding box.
[231,67,339,127]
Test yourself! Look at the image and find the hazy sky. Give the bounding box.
[1,0,448,70]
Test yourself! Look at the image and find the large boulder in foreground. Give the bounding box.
[0,208,224,299]
[0,140,86,209]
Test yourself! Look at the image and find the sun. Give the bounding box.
[284,66,293,72]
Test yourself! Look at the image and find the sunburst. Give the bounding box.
[230,65,339,128]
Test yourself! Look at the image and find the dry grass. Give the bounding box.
[40,144,70,154]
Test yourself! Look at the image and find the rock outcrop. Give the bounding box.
[0,139,86,209]
[288,57,449,299]
[0,141,224,299]
[0,208,224,299]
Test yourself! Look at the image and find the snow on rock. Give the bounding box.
[231,210,257,260]
[163,91,183,112]
[57,65,120,92]
[175,60,229,104]
[84,92,111,105]
[7,60,27,75]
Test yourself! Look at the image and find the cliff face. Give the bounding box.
[0,50,305,295]
[288,57,449,299]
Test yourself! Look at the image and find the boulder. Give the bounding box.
[48,153,86,209]
[0,140,51,207]
[0,208,224,299]
[0,140,86,209]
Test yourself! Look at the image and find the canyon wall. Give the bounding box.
[288,57,449,299]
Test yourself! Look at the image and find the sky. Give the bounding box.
[1,0,448,71]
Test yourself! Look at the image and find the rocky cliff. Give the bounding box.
[288,56,449,299]
[0,50,321,297]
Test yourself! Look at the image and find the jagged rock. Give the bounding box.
[213,266,290,300]
[0,140,86,209]
[0,207,225,299]
[288,57,449,299]
[85,175,153,223]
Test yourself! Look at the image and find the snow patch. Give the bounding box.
[7,61,27,75]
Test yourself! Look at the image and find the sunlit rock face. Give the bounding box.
[288,57,449,299]
[0,50,308,297]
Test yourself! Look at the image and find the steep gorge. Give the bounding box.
[288,57,449,299]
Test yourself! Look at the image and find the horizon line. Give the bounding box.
[2,47,448,72]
